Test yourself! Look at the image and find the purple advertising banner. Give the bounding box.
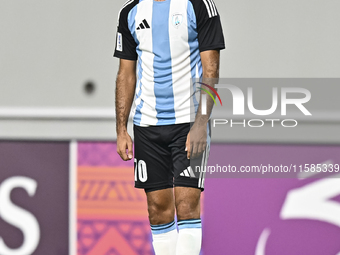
[203,144,340,255]
[0,141,70,255]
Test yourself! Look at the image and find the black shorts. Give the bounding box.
[133,123,210,192]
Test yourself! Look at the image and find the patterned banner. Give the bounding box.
[77,142,153,255]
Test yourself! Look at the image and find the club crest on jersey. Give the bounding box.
[172,14,183,28]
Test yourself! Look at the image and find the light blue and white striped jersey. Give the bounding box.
[114,0,224,126]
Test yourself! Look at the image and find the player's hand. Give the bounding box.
[186,124,207,159]
[117,131,133,161]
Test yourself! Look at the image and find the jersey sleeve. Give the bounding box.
[114,4,138,60]
[192,0,225,52]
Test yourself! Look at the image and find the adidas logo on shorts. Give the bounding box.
[179,166,196,178]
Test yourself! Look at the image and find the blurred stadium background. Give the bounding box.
[0,0,340,254]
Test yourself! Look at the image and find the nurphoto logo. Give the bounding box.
[197,83,312,128]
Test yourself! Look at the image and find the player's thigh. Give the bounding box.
[174,187,201,220]
[146,188,175,225]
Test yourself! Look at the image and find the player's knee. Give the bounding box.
[148,200,175,225]
[176,197,200,221]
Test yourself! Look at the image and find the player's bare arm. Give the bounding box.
[116,59,136,161]
[186,50,220,159]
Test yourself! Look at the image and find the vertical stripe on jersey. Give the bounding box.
[187,1,201,118]
[169,0,191,124]
[207,0,217,17]
[152,1,175,125]
[187,2,200,81]
[209,0,218,16]
[134,1,157,125]
[203,0,218,18]
[202,0,212,18]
